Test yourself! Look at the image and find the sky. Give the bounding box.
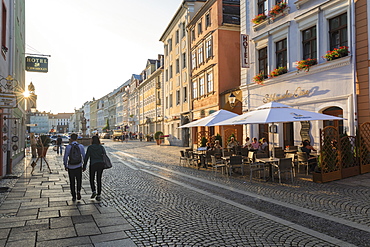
[25,0,182,114]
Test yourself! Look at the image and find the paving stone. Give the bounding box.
[72,215,94,224]
[36,236,91,247]
[5,238,35,247]
[38,210,60,219]
[8,230,36,242]
[94,217,128,228]
[99,224,135,234]
[0,221,25,229]
[94,238,137,247]
[60,209,81,217]
[17,208,39,217]
[26,218,49,226]
[75,222,101,236]
[37,227,76,241]
[0,229,10,239]
[10,223,49,233]
[90,232,129,244]
[50,217,73,229]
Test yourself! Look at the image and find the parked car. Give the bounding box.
[99,133,110,139]
[50,135,70,145]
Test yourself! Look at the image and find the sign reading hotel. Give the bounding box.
[241,34,249,68]
[25,56,48,73]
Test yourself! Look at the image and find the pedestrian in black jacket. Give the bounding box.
[83,135,105,201]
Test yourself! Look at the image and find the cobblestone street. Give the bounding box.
[1,139,370,246]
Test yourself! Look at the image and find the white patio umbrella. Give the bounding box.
[178,109,239,128]
[212,102,344,158]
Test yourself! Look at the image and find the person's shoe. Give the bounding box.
[91,192,96,199]
[96,195,101,201]
[72,197,76,201]
[77,192,81,200]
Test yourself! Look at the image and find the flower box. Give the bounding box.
[253,72,266,85]
[269,67,287,78]
[323,46,349,61]
[296,58,317,72]
[251,14,267,25]
[268,2,287,18]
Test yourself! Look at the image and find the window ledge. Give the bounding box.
[294,0,311,9]
[251,56,351,87]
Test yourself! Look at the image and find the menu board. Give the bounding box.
[300,121,311,142]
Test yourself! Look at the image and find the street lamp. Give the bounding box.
[228,92,237,108]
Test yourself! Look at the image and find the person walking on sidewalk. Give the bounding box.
[63,133,86,201]
[83,135,105,201]
[56,135,63,155]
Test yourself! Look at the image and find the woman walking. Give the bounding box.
[83,136,106,201]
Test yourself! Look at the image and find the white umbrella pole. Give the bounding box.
[272,123,275,159]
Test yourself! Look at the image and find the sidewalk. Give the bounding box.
[0,150,137,247]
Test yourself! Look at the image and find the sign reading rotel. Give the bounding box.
[25,56,48,73]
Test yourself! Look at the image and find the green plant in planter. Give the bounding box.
[154,131,164,140]
[37,135,51,147]
[269,67,287,78]
[200,137,207,147]
[323,46,349,61]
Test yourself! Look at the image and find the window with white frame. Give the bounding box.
[207,72,213,93]
[199,77,205,96]
[192,51,197,69]
[257,0,267,15]
[198,45,204,64]
[302,26,317,60]
[205,37,213,59]
[258,47,268,76]
[192,80,198,99]
[276,38,287,68]
[329,12,347,50]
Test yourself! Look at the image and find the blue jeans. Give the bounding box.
[57,145,63,155]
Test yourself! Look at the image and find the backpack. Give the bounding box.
[68,143,82,165]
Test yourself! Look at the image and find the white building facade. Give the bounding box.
[240,0,355,149]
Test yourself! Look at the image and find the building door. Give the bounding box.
[283,122,294,147]
[323,107,344,135]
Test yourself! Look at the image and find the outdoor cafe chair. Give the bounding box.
[285,153,296,177]
[248,151,267,182]
[274,157,294,184]
[179,150,187,166]
[211,155,226,175]
[226,155,244,176]
[275,149,285,158]
[223,151,233,157]
[185,151,196,167]
[297,152,310,175]
[240,147,249,158]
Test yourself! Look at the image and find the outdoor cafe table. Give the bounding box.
[255,157,279,182]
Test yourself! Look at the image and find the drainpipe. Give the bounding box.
[350,0,358,135]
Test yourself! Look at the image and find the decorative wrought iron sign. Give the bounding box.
[26,56,48,73]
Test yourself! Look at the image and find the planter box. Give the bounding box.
[312,170,342,183]
[341,166,360,179]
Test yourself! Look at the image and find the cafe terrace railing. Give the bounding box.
[314,122,370,183]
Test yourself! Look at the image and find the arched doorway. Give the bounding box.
[323,107,344,135]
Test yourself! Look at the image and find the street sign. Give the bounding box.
[0,93,17,108]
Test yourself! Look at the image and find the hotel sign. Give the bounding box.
[241,34,249,68]
[26,56,48,73]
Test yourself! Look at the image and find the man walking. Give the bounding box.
[56,135,63,155]
[63,133,85,201]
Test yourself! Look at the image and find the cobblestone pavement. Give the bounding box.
[1,139,370,246]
